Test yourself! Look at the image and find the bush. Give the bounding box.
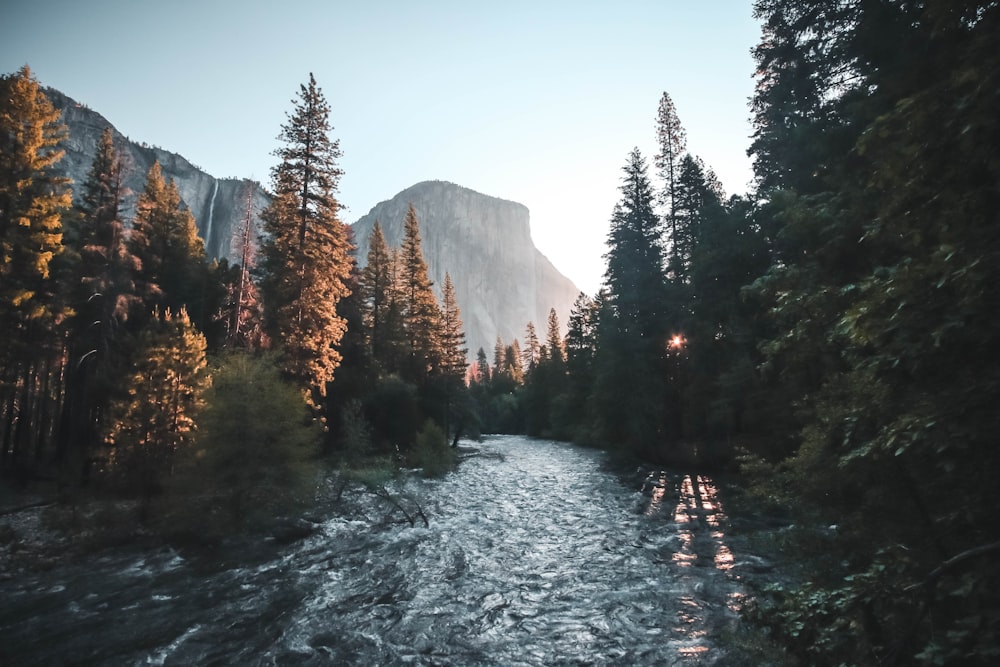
[412,420,455,478]
[163,352,321,537]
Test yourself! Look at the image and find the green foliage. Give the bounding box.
[412,419,455,478]
[592,149,671,458]
[128,161,207,330]
[398,204,445,384]
[338,399,373,465]
[106,308,209,507]
[738,1,1000,663]
[364,375,421,452]
[166,352,320,534]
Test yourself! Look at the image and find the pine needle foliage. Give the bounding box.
[259,74,353,407]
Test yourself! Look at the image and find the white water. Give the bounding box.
[0,436,752,665]
[204,181,219,253]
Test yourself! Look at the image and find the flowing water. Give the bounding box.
[1,436,753,665]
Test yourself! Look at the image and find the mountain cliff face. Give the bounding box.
[47,88,581,361]
[46,88,268,263]
[352,181,581,360]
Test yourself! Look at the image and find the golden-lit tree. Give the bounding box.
[108,308,209,511]
[0,65,71,471]
[259,74,353,407]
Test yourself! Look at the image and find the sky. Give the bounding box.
[1,0,760,296]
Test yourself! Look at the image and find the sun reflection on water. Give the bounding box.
[665,474,734,573]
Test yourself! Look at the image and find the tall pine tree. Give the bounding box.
[128,161,206,328]
[398,204,443,384]
[59,127,138,476]
[594,148,672,458]
[0,66,71,472]
[259,74,353,407]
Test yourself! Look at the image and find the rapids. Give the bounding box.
[1,435,752,665]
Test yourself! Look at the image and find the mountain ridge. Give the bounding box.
[46,87,581,361]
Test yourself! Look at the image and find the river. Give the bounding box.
[1,435,755,665]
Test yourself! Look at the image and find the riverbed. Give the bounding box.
[1,435,757,665]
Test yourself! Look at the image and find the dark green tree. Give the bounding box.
[128,161,207,329]
[593,148,671,458]
[58,127,138,480]
[741,1,1000,663]
[397,204,443,384]
[360,221,398,371]
[439,272,468,383]
[654,91,688,274]
[174,352,320,530]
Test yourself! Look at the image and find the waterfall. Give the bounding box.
[204,181,219,255]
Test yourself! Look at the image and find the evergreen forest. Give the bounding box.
[2,1,999,663]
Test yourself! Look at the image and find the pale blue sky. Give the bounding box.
[2,1,760,295]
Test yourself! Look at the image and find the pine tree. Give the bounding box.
[561,292,599,439]
[493,336,505,377]
[259,74,353,406]
[595,148,671,456]
[128,161,206,328]
[522,321,540,374]
[108,308,209,513]
[58,127,139,473]
[506,340,524,385]
[739,2,1000,662]
[398,204,443,383]
[0,66,72,471]
[654,91,687,267]
[180,352,319,527]
[544,308,564,366]
[439,272,468,382]
[223,182,267,349]
[474,347,491,384]
[360,221,397,370]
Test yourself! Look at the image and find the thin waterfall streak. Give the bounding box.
[205,181,219,253]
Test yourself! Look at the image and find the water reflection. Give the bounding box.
[645,472,734,573]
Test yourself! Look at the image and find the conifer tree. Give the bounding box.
[0,66,71,471]
[654,91,687,266]
[544,308,564,366]
[595,148,671,457]
[220,183,267,349]
[398,204,443,383]
[522,321,540,374]
[474,347,491,384]
[506,340,524,385]
[259,74,353,406]
[108,308,209,512]
[180,352,319,527]
[360,221,398,370]
[439,272,468,382]
[59,127,138,472]
[128,161,206,328]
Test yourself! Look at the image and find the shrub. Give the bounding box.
[412,420,455,478]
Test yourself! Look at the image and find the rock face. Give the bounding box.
[46,88,268,263]
[46,87,581,361]
[352,181,581,360]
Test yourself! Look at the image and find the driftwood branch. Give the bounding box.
[374,485,429,528]
[905,540,1000,592]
